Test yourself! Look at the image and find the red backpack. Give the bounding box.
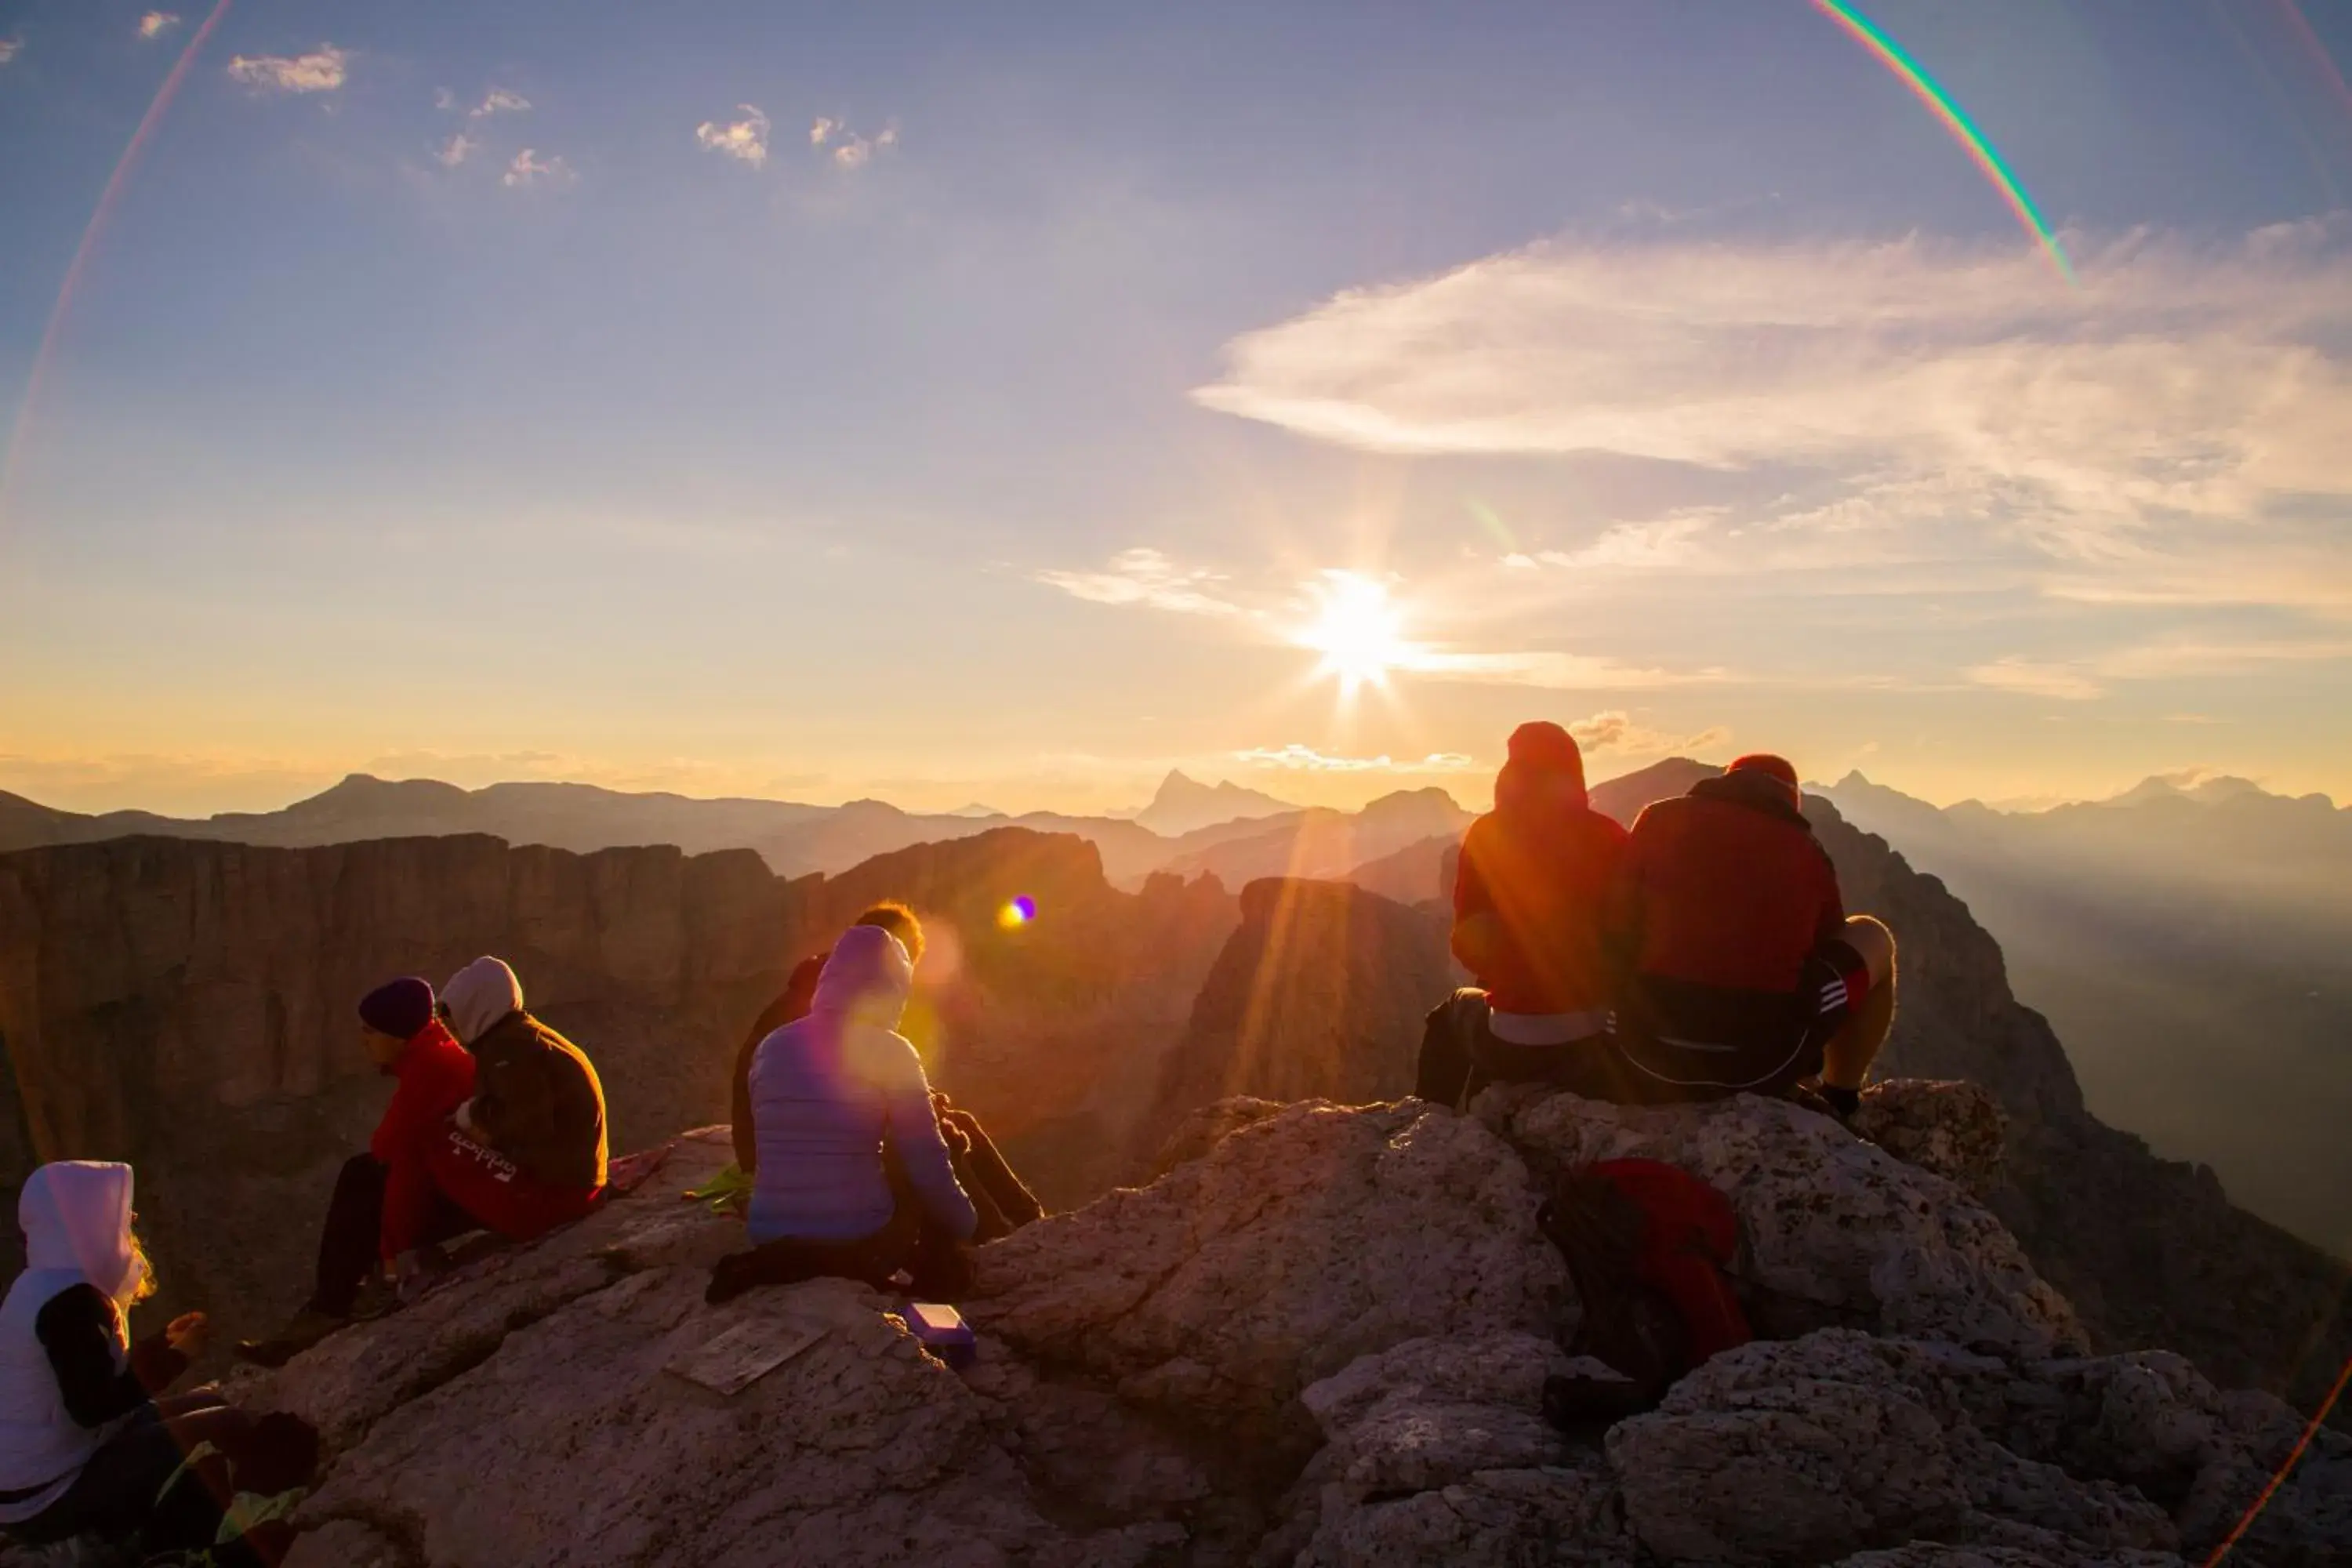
[1537,1158,1752,1425]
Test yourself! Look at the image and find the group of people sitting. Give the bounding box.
[0,902,1033,1562]
[1418,723,1897,1121]
[0,728,1885,1560]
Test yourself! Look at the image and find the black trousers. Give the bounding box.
[1415,989,1628,1110]
[8,1394,241,1554]
[310,1152,478,1317]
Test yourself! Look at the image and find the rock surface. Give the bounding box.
[191,1094,2350,1568]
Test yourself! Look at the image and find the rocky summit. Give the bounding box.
[177,1082,2348,1568]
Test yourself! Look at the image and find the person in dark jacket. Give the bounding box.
[1417,722,1630,1109]
[2,1162,317,1563]
[1605,754,1896,1114]
[237,977,481,1367]
[430,956,608,1238]
[725,902,1040,1234]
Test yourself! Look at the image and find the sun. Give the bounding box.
[1298,572,1411,692]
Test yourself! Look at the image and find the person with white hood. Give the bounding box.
[708,924,980,1303]
[427,956,609,1244]
[0,1161,314,1559]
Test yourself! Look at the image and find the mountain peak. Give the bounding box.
[1134,769,1298,837]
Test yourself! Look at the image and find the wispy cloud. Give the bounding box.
[1195,227,2352,568]
[226,43,348,94]
[137,12,180,42]
[501,149,575,190]
[1036,548,1243,618]
[0,37,25,65]
[470,86,529,118]
[1965,658,2111,702]
[811,118,898,169]
[695,104,771,169]
[1236,745,1479,772]
[1567,710,1731,757]
[1535,510,1719,570]
[436,132,477,169]
[1393,648,1722,691]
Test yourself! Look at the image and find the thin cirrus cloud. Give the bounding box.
[1035,548,1244,619]
[138,13,181,41]
[225,44,348,94]
[1567,710,1732,757]
[1192,225,2352,593]
[695,104,771,169]
[436,132,477,169]
[502,149,575,190]
[1233,745,1479,772]
[1036,549,1719,691]
[1969,636,2352,702]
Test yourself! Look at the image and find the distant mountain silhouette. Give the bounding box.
[1131,770,1300,837]
[1821,770,2352,1254]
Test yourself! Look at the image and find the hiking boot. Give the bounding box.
[232,1307,347,1369]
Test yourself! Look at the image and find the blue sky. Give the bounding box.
[2,0,2349,815]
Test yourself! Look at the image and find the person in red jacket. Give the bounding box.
[236,977,477,1367]
[1605,754,1896,1114]
[1417,721,1629,1109]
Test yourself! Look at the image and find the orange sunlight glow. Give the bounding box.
[1296,572,1412,695]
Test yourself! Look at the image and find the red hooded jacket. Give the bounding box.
[1610,769,1845,1046]
[372,1018,477,1261]
[1452,772,1628,1018]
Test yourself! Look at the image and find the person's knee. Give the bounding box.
[1842,915,1895,982]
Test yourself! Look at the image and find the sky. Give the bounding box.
[2,0,2350,818]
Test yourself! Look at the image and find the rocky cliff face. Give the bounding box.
[1142,877,1454,1159]
[0,829,1234,1344]
[203,1090,2350,1567]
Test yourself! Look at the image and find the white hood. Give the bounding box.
[17,1162,143,1305]
[443,956,524,1046]
[808,924,913,1029]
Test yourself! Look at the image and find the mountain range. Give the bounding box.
[1818,770,2352,1254]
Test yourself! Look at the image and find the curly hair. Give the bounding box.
[852,901,925,967]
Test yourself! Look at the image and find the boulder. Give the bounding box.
[967,1100,1568,1445]
[1851,1079,2006,1199]
[1148,1095,1287,1180]
[1480,1087,2082,1356]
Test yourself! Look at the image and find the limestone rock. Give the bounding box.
[1278,1334,1635,1567]
[1148,1094,1286,1180]
[967,1100,1568,1444]
[1482,1087,2082,1356]
[1852,1079,2005,1198]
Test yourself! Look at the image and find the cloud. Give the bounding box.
[1966,635,2352,702]
[1567,710,1732,757]
[695,104,771,169]
[501,149,575,190]
[1193,227,2352,564]
[1235,746,1479,772]
[434,87,456,111]
[1964,658,2106,702]
[138,12,180,41]
[813,119,896,169]
[1036,549,1243,618]
[0,37,24,64]
[471,86,530,118]
[1535,510,1719,570]
[435,132,476,169]
[226,44,348,94]
[1395,648,1720,690]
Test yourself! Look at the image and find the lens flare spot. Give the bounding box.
[997,895,1037,930]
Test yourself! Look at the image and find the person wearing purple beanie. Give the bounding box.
[235,978,477,1367]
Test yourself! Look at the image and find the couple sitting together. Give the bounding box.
[1418,724,1898,1120]
[710,902,1040,1304]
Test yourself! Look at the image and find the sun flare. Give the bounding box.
[1298,572,1411,692]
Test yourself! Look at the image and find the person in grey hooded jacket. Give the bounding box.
[710,924,980,1302]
